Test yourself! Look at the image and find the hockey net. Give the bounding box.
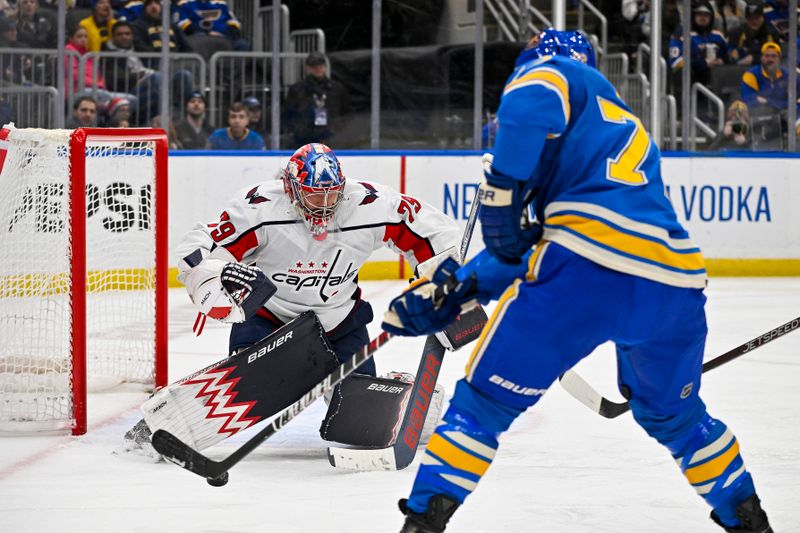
[0,126,168,435]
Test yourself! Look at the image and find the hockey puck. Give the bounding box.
[206,472,229,487]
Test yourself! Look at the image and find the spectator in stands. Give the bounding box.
[283,52,352,147]
[147,113,182,148]
[103,20,154,92]
[176,0,249,51]
[103,20,155,124]
[740,41,800,147]
[116,0,146,21]
[741,42,800,112]
[106,95,131,127]
[0,94,14,125]
[79,0,116,52]
[15,0,57,49]
[709,99,753,149]
[132,0,193,54]
[621,0,651,53]
[243,95,268,140]
[728,0,783,66]
[66,25,137,116]
[763,0,800,38]
[718,0,746,35]
[0,16,35,84]
[174,91,212,149]
[481,112,498,150]
[66,95,98,128]
[206,102,265,150]
[668,0,729,86]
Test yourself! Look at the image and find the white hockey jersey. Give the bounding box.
[176,179,461,331]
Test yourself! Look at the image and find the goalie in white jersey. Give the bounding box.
[178,143,460,370]
[122,143,459,459]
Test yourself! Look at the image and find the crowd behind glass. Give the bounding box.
[0,0,797,151]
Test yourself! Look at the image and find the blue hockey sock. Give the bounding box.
[669,413,756,527]
[406,380,522,514]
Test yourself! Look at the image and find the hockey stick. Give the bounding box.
[152,329,394,484]
[559,315,800,419]
[326,183,483,471]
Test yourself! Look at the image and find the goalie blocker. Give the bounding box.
[321,304,487,451]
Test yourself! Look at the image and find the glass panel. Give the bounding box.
[379,2,470,149]
[278,1,369,149]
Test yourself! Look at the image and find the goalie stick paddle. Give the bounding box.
[559,315,800,419]
[151,329,393,484]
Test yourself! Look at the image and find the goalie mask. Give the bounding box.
[283,143,345,240]
[518,29,597,69]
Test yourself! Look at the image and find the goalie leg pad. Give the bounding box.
[141,311,339,451]
[320,373,445,448]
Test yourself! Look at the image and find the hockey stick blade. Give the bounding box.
[327,334,447,471]
[560,314,800,419]
[151,330,393,483]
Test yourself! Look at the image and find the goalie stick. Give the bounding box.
[559,315,800,419]
[325,181,483,471]
[152,328,394,484]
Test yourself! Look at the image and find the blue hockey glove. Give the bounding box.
[382,258,475,337]
[455,248,533,304]
[478,169,542,264]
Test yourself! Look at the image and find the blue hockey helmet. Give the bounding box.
[283,143,346,238]
[517,29,597,68]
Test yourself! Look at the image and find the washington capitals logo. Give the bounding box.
[246,186,269,204]
[183,366,261,436]
[358,182,380,205]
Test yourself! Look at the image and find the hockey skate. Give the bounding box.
[398,495,459,533]
[711,494,772,533]
[116,419,163,463]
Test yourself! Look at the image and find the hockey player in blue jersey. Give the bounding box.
[382,30,773,533]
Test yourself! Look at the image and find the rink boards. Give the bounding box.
[167,151,800,282]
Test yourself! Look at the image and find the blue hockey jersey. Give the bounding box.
[492,54,707,289]
[176,0,242,39]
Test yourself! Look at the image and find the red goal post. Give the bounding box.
[0,127,169,435]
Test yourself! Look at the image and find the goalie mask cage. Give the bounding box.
[0,127,168,435]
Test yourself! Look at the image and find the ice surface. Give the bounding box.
[1,278,798,532]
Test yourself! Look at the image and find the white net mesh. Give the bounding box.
[0,128,159,431]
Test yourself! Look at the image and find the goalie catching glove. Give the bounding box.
[382,249,531,337]
[186,258,277,323]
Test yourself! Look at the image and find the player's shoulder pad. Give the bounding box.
[501,56,571,131]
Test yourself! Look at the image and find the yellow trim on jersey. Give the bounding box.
[742,72,759,91]
[685,440,741,485]
[426,434,491,477]
[545,213,706,273]
[465,279,523,380]
[525,241,549,282]
[503,68,570,123]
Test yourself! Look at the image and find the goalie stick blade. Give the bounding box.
[151,429,224,479]
[327,446,397,471]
